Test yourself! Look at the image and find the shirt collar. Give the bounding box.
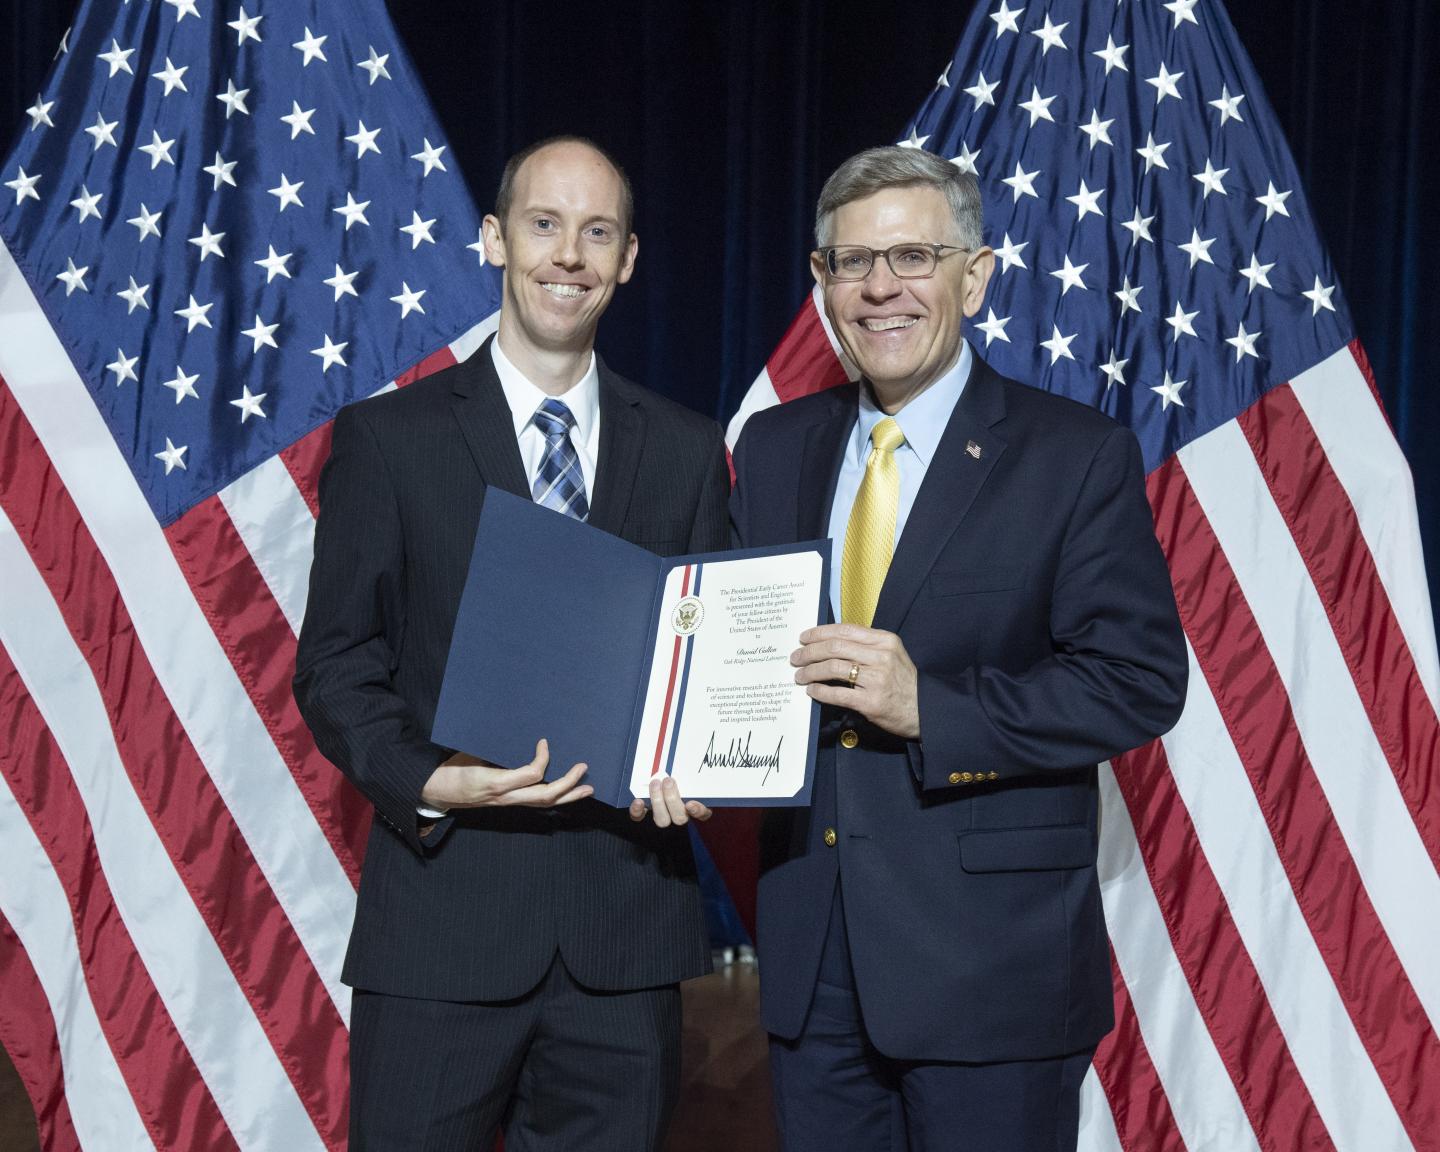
[856,339,973,467]
[490,337,600,443]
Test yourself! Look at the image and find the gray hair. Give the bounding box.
[814,145,982,250]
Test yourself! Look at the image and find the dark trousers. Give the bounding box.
[349,956,681,1151]
[769,889,1094,1152]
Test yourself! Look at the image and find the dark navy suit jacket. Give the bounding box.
[294,338,730,1002]
[730,353,1187,1063]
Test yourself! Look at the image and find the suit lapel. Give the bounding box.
[871,359,1009,634]
[448,338,532,499]
[797,385,858,544]
[588,361,644,536]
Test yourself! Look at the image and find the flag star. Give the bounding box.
[311,334,349,373]
[139,130,176,169]
[56,27,69,57]
[358,45,392,84]
[85,112,119,149]
[334,193,371,230]
[400,211,437,248]
[1122,207,1155,244]
[411,139,448,176]
[963,72,999,109]
[1179,228,1217,269]
[281,101,317,139]
[268,173,305,210]
[1152,371,1187,410]
[97,39,135,77]
[1303,276,1337,315]
[1018,86,1058,126]
[467,228,487,264]
[324,264,360,300]
[1031,14,1069,54]
[990,0,1022,36]
[161,365,200,404]
[935,62,951,88]
[188,224,226,261]
[127,203,163,242]
[1049,255,1090,295]
[1209,85,1246,125]
[227,7,263,45]
[993,232,1028,272]
[1040,325,1078,364]
[255,245,293,282]
[898,126,930,150]
[69,185,103,224]
[1079,108,1113,149]
[1113,276,1143,314]
[5,167,41,205]
[1240,253,1275,294]
[116,276,150,314]
[1257,181,1293,220]
[1193,159,1230,198]
[55,258,90,296]
[107,348,139,386]
[973,308,1011,347]
[1100,350,1129,389]
[231,385,268,423]
[293,26,328,65]
[26,95,55,130]
[1226,322,1261,361]
[1166,300,1199,340]
[346,120,382,158]
[1136,133,1171,173]
[1164,0,1200,27]
[391,282,428,318]
[155,439,188,474]
[164,0,201,22]
[151,57,189,96]
[1066,179,1104,220]
[216,79,250,118]
[175,295,214,331]
[203,151,238,190]
[241,314,280,352]
[1001,160,1040,201]
[1092,35,1130,74]
[1146,62,1185,104]
[950,141,981,177]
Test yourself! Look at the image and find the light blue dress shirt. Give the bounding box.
[826,341,974,621]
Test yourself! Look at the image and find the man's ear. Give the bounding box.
[617,232,638,285]
[810,250,827,288]
[481,214,506,268]
[961,248,996,318]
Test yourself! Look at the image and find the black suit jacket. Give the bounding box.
[294,339,730,1001]
[731,354,1187,1062]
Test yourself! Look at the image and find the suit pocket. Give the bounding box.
[928,566,1026,596]
[958,825,1094,873]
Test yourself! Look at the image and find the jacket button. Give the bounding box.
[960,771,974,783]
[823,827,838,847]
[840,728,859,749]
[988,771,999,780]
[948,771,963,785]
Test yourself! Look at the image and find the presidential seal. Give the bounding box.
[671,595,704,636]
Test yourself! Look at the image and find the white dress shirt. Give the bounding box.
[491,337,602,501]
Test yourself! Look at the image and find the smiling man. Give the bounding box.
[295,137,729,1151]
[730,146,1187,1150]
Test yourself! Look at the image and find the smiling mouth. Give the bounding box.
[542,283,588,299]
[861,316,917,331]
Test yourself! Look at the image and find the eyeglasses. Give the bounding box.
[817,243,972,282]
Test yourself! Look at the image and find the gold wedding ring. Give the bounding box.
[847,662,861,687]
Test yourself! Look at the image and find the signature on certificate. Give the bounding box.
[700,730,784,786]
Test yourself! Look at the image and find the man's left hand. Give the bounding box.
[628,775,712,828]
[792,623,920,740]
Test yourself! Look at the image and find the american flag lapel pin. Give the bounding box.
[966,440,982,459]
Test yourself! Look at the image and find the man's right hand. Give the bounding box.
[420,739,592,809]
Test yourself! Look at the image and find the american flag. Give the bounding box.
[728,1,1440,1149]
[0,1,500,1147]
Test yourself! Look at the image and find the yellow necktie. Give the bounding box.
[841,417,905,626]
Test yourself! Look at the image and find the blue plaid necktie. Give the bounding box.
[530,398,590,521]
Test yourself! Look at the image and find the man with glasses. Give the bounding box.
[730,146,1186,1150]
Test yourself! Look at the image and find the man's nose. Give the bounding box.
[860,259,902,300]
[552,229,585,270]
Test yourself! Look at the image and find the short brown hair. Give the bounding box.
[494,135,635,238]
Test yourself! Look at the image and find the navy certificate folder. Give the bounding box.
[432,488,825,807]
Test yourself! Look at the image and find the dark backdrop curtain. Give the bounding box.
[4,0,1436,614]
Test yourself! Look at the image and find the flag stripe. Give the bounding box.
[0,644,238,1151]
[1109,738,1335,1152]
[0,387,343,1148]
[1096,761,1260,1152]
[1238,384,1440,870]
[216,456,318,636]
[1077,1067,1125,1152]
[765,288,851,403]
[279,425,334,521]
[164,495,370,885]
[1154,455,1440,1148]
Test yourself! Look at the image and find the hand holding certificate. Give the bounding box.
[432,490,828,807]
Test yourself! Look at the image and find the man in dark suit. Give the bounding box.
[730,146,1188,1150]
[294,137,729,1151]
